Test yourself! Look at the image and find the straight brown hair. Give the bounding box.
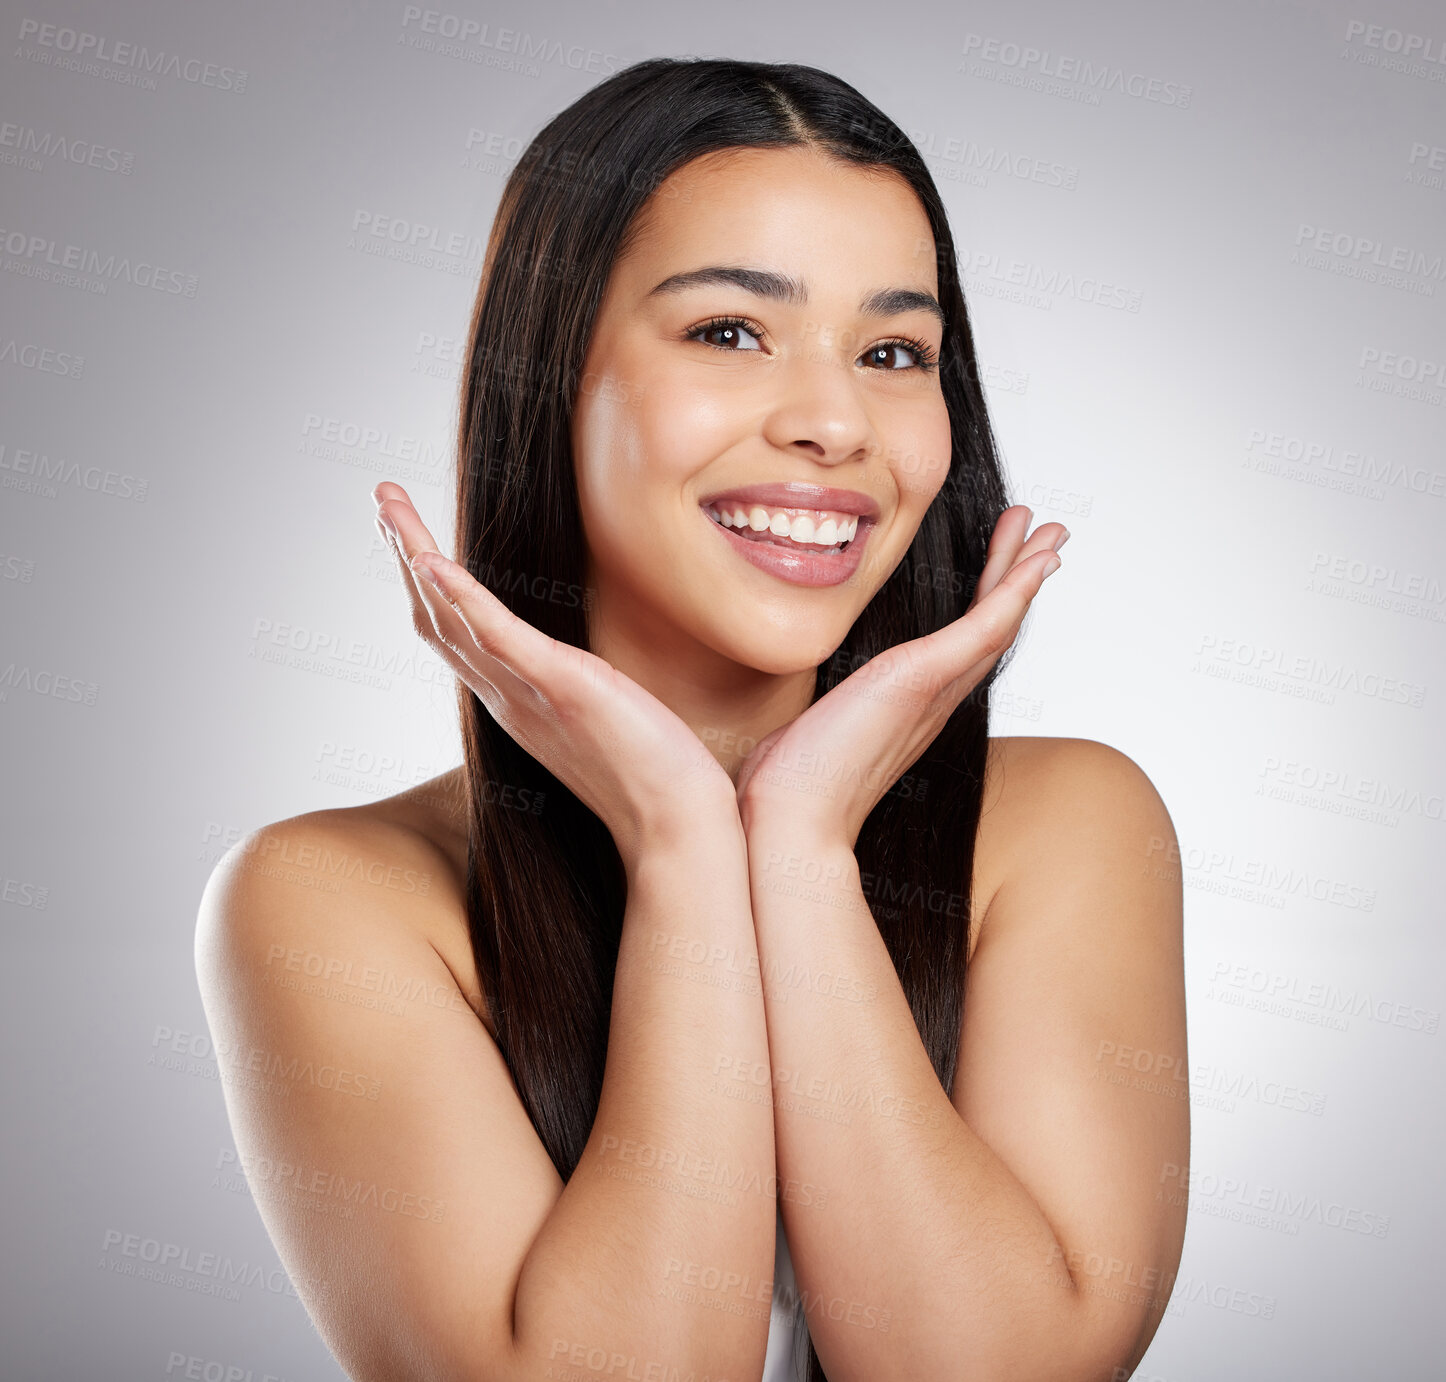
[452,57,1013,1381]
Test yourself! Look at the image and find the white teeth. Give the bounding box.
[704,503,861,550]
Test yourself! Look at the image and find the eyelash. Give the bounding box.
[683,314,940,373]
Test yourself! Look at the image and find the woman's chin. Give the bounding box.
[720,628,847,678]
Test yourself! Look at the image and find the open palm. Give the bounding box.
[734,506,1068,848]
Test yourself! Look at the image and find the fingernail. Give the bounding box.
[1043,554,1062,578]
[412,554,445,591]
[1052,528,1071,552]
[377,507,398,540]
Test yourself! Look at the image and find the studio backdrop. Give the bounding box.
[2,1,1442,1378]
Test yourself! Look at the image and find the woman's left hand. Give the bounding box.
[734,505,1068,849]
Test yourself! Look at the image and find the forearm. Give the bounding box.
[748,828,1091,1382]
[511,806,775,1380]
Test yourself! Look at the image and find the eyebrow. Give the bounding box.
[646,265,946,331]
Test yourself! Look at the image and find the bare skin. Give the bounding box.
[244,729,1041,1026]
[275,741,1019,1037]
[196,143,1187,1382]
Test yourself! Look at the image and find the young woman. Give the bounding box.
[196,58,1188,1382]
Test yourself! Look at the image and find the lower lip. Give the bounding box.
[702,509,872,587]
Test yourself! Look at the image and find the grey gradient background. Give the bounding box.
[2,0,1443,1378]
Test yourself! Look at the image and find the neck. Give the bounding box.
[586,596,817,786]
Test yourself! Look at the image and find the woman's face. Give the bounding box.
[571,143,952,677]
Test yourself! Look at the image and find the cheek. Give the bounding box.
[892,406,954,510]
[573,391,636,488]
[572,388,653,539]
[636,359,742,477]
[576,367,734,508]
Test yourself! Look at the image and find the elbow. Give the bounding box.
[504,1319,762,1382]
[1059,1300,1169,1382]
[966,1293,1161,1382]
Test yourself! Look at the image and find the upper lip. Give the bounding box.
[698,481,880,519]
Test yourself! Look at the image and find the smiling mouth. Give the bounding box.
[701,502,859,555]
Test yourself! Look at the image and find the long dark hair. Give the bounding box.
[452,57,1011,1382]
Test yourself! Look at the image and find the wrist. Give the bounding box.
[618,788,747,881]
[741,794,853,853]
[744,816,858,884]
[748,827,865,931]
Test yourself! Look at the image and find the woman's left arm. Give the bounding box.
[733,508,1188,1381]
[745,742,1187,1382]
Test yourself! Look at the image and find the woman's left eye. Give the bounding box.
[863,341,929,371]
[689,318,764,351]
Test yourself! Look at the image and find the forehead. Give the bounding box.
[616,144,939,298]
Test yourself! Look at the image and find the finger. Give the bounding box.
[373,492,531,700]
[938,542,1060,678]
[374,496,481,667]
[842,511,1063,707]
[871,541,1060,712]
[970,506,1069,609]
[374,482,443,564]
[375,487,480,656]
[970,505,1030,607]
[408,549,560,680]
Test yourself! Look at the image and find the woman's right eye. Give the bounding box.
[687,317,764,352]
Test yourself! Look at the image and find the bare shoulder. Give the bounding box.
[191,768,568,1382]
[971,736,1175,957]
[196,766,490,1033]
[956,739,1187,1375]
[982,735,1169,808]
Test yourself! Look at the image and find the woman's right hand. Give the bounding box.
[372,482,739,867]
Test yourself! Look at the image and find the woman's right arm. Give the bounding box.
[196,797,773,1382]
[511,803,772,1378]
[193,484,777,1382]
